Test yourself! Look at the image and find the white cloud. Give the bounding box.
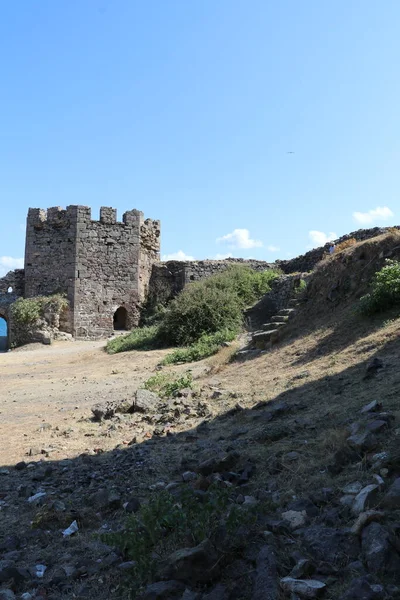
[267,245,280,252]
[308,230,337,248]
[216,228,263,249]
[0,256,24,278]
[353,206,394,225]
[162,250,195,262]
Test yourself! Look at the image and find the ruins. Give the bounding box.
[0,204,396,349]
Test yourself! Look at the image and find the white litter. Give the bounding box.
[62,519,79,537]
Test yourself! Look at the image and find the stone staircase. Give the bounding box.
[251,299,299,350]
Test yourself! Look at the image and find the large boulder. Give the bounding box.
[362,522,400,578]
[135,389,160,413]
[157,539,219,584]
[300,525,360,566]
[251,545,278,600]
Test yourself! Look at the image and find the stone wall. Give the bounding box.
[0,269,25,350]
[147,258,275,309]
[278,226,400,274]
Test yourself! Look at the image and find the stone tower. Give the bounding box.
[24,206,160,338]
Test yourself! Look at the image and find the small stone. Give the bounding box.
[243,495,258,506]
[118,561,137,570]
[340,495,355,508]
[352,484,379,515]
[15,461,27,471]
[361,400,382,414]
[281,510,307,530]
[280,577,326,598]
[284,451,301,462]
[124,497,141,513]
[289,559,313,579]
[197,451,240,476]
[27,491,47,504]
[347,430,378,452]
[351,510,384,535]
[342,481,363,495]
[382,477,400,509]
[365,420,387,434]
[182,471,197,482]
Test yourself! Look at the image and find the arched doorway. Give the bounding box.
[0,315,8,352]
[113,307,128,331]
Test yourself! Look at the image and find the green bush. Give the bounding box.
[11,294,68,326]
[143,371,193,397]
[106,325,161,354]
[159,265,280,346]
[358,259,400,316]
[161,329,236,365]
[106,265,280,356]
[102,487,255,596]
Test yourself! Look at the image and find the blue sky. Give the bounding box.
[1,0,399,277]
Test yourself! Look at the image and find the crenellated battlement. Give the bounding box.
[27,205,154,229]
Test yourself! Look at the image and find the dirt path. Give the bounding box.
[0,340,168,465]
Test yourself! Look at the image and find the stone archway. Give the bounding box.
[113,307,128,331]
[0,311,9,352]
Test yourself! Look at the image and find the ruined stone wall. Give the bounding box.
[73,207,160,339]
[147,258,275,309]
[278,226,400,274]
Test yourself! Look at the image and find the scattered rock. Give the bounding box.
[138,580,185,599]
[281,510,307,530]
[352,484,379,515]
[351,510,384,535]
[197,452,240,476]
[342,481,363,495]
[280,577,326,598]
[135,389,160,413]
[362,522,400,576]
[300,525,360,566]
[14,462,27,471]
[157,539,219,583]
[339,576,387,600]
[289,559,314,579]
[361,400,382,414]
[364,358,384,379]
[91,398,132,421]
[382,477,400,509]
[252,544,279,600]
[124,496,141,513]
[347,430,378,453]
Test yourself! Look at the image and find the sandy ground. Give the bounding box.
[0,339,169,465]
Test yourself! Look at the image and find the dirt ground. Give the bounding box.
[0,340,170,465]
[1,307,399,470]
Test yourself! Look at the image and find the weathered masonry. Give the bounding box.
[24,206,160,339]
